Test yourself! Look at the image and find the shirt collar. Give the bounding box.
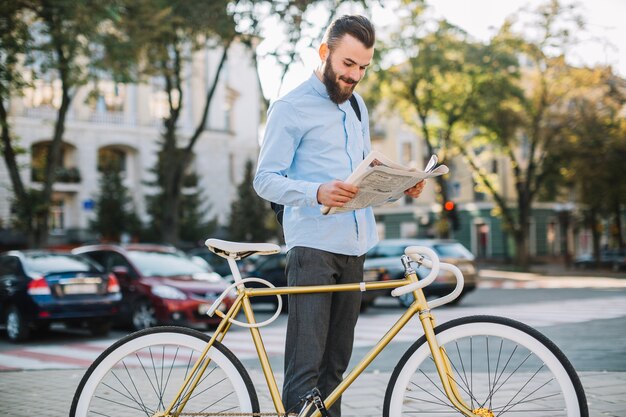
[309,72,353,108]
[309,72,329,99]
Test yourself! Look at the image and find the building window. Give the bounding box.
[491,159,498,174]
[98,148,127,173]
[400,222,418,238]
[49,200,65,233]
[401,142,413,165]
[87,81,125,113]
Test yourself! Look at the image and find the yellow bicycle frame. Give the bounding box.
[162,268,480,417]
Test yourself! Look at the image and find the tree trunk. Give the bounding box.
[613,197,624,249]
[589,208,602,268]
[515,190,532,270]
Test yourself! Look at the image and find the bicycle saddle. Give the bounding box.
[205,238,281,260]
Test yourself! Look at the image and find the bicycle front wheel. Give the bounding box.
[70,326,259,417]
[384,315,587,417]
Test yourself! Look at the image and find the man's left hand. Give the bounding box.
[404,180,426,198]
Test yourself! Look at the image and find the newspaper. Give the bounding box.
[321,151,449,215]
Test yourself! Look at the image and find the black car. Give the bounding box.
[231,249,384,312]
[0,251,122,342]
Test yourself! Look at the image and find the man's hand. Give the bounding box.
[404,180,426,199]
[317,180,358,207]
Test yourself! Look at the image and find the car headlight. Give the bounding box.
[152,285,187,300]
[458,264,476,275]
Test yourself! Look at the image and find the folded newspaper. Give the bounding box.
[321,151,449,215]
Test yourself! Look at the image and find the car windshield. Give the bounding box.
[369,245,406,258]
[432,243,475,260]
[24,254,101,274]
[369,241,475,260]
[128,251,207,277]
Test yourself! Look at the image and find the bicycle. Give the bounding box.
[70,238,588,417]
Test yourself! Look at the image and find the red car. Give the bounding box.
[73,244,234,330]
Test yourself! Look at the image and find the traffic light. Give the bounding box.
[444,200,460,231]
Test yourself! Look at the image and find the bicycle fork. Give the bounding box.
[408,273,485,417]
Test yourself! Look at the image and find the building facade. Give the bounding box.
[0,42,261,247]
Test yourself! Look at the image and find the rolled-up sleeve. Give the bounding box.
[254,100,321,207]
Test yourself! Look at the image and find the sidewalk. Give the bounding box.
[0,368,624,416]
[477,262,626,289]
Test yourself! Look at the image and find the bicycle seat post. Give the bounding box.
[227,257,244,284]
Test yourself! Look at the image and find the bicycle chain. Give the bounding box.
[177,413,298,416]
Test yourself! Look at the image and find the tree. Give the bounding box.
[373,2,490,237]
[100,0,237,245]
[554,67,626,263]
[1,0,120,247]
[90,165,141,242]
[228,159,274,242]
[462,0,586,268]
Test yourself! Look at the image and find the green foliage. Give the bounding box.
[178,171,218,245]
[228,160,274,242]
[90,165,141,242]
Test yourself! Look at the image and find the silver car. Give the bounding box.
[364,239,478,306]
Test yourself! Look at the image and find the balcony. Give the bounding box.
[31,166,81,184]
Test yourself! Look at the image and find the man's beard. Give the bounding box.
[322,57,358,104]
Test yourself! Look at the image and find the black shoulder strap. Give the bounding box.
[349,95,361,122]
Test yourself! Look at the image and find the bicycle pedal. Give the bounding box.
[296,388,330,417]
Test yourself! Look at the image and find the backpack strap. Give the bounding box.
[349,94,361,122]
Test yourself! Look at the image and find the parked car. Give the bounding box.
[574,249,626,271]
[0,250,121,342]
[72,244,234,330]
[364,239,478,307]
[187,246,257,277]
[222,247,384,312]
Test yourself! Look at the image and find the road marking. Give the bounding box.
[1,295,625,371]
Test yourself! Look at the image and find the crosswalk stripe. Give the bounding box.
[2,295,625,371]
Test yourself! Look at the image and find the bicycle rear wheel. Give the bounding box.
[384,315,587,417]
[70,326,259,417]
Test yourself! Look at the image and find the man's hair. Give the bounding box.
[322,15,375,51]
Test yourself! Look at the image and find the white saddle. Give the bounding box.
[205,238,281,260]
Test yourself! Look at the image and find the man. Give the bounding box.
[254,15,425,416]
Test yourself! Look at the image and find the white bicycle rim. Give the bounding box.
[388,321,581,417]
[73,331,255,416]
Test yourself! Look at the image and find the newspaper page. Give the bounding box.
[321,151,448,215]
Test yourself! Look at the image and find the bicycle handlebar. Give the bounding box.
[390,246,440,297]
[390,245,465,308]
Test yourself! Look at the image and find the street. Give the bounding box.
[1,282,625,416]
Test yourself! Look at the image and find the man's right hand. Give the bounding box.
[317,180,358,207]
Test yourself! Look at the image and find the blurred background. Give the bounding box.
[1,0,625,271]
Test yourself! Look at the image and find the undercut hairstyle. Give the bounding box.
[322,15,375,51]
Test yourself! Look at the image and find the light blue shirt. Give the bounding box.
[254,73,379,256]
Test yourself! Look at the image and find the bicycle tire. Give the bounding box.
[383,315,587,417]
[70,326,259,417]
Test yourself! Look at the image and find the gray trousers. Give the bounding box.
[282,247,364,417]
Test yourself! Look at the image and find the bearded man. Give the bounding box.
[254,15,424,417]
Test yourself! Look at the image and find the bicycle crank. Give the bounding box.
[472,408,494,417]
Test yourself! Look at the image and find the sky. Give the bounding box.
[256,0,626,100]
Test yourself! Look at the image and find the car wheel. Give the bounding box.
[132,300,158,330]
[88,320,111,337]
[5,305,31,342]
